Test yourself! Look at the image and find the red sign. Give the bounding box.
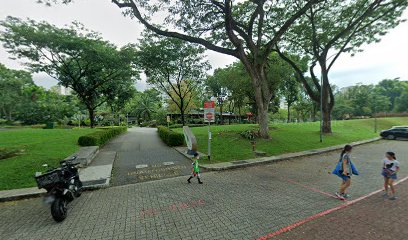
[204,101,215,109]
[204,101,215,123]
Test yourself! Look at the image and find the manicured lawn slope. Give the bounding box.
[174,117,408,163]
[0,128,97,190]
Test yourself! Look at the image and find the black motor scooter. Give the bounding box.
[35,156,83,222]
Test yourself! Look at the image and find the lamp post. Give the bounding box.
[320,74,323,143]
[374,95,378,133]
[208,97,217,161]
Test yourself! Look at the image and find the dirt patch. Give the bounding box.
[0,148,24,160]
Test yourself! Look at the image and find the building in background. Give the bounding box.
[50,85,72,95]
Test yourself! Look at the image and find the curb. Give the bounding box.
[0,181,110,203]
[173,146,207,161]
[201,137,382,171]
[0,189,46,203]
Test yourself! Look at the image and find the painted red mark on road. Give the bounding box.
[140,208,158,218]
[257,176,408,240]
[140,199,205,219]
[285,178,340,200]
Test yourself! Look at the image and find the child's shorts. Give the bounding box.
[382,170,397,180]
[340,175,351,182]
[192,172,201,178]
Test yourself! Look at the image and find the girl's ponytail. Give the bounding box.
[341,145,353,157]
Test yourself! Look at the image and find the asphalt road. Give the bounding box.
[107,127,192,186]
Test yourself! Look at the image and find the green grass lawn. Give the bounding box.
[0,128,97,190]
[174,117,408,164]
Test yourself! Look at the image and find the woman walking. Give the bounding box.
[334,145,355,200]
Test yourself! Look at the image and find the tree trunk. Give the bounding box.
[88,108,95,128]
[245,68,272,138]
[180,98,185,126]
[287,104,291,123]
[220,104,223,125]
[238,106,241,123]
[252,81,270,138]
[322,107,331,133]
[321,71,333,133]
[258,106,269,138]
[180,112,185,126]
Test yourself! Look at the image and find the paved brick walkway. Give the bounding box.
[273,180,408,240]
[0,140,406,240]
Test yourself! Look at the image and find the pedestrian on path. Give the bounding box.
[333,145,359,200]
[187,153,203,184]
[382,151,399,200]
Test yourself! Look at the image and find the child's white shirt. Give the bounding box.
[383,159,399,172]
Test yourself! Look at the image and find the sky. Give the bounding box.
[0,0,407,90]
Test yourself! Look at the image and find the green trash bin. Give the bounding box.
[44,122,56,129]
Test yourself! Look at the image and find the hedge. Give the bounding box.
[78,127,127,146]
[157,126,184,146]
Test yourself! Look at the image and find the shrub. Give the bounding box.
[240,129,260,140]
[168,124,183,129]
[157,126,184,146]
[78,126,127,146]
[30,124,46,129]
[192,118,204,124]
[148,120,158,127]
[139,122,149,127]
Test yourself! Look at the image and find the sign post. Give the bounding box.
[166,115,171,129]
[204,101,215,161]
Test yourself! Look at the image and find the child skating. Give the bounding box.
[382,152,399,200]
[187,153,203,184]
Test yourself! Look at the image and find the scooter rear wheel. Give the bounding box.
[51,198,67,222]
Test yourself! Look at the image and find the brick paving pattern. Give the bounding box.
[274,181,408,240]
[0,140,406,240]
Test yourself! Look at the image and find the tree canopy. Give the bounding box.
[0,17,139,127]
[137,32,210,125]
[276,0,408,132]
[0,64,33,121]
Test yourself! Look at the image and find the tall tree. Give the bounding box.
[333,84,391,119]
[137,34,209,126]
[41,0,326,138]
[375,78,408,111]
[125,89,162,123]
[276,0,408,133]
[17,85,80,124]
[293,92,315,122]
[166,82,201,124]
[280,75,301,123]
[0,64,33,121]
[0,17,139,127]
[209,53,294,123]
[395,92,408,112]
